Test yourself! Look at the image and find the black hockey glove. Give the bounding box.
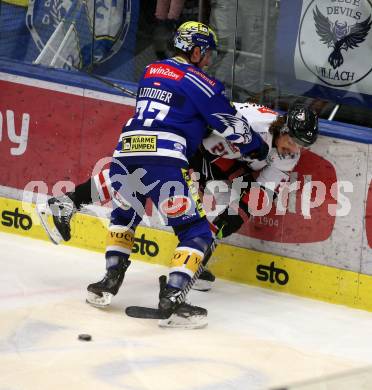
[239,140,269,161]
[213,208,244,239]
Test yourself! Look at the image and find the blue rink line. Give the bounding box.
[1,58,372,144]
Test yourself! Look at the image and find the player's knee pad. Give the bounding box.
[105,225,135,258]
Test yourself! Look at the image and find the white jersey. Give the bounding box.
[93,103,300,203]
[202,102,300,192]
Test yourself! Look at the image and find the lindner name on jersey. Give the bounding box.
[138,88,173,104]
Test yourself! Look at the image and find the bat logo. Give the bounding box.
[313,6,372,69]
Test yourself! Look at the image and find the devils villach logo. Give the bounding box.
[297,0,372,88]
[313,6,371,69]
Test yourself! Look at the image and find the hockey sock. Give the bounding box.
[74,177,99,209]
[168,271,190,290]
[106,255,129,270]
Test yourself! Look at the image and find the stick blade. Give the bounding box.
[125,306,167,319]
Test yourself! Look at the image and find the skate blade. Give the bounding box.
[86,291,112,308]
[36,203,63,245]
[158,314,208,329]
[192,279,212,292]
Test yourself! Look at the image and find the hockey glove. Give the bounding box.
[239,140,269,161]
[213,208,244,239]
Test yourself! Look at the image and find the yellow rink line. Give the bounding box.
[1,196,371,312]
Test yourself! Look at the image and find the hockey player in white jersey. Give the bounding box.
[199,102,319,238]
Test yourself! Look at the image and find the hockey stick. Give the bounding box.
[125,240,217,319]
[39,57,138,99]
[79,65,137,98]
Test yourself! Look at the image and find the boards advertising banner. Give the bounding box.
[0,77,135,190]
[240,149,337,244]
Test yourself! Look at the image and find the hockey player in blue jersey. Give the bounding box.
[41,21,268,328]
[88,21,268,328]
[39,102,318,297]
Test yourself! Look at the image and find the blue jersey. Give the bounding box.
[113,56,264,167]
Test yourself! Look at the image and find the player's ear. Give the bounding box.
[190,46,202,63]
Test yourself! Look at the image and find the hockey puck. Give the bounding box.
[78,334,92,342]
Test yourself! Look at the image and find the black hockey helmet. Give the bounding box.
[283,104,319,147]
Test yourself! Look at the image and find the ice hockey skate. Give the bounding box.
[158,302,208,329]
[86,257,131,307]
[158,275,208,329]
[125,275,208,328]
[37,193,76,244]
[192,269,216,291]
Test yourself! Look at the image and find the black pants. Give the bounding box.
[189,148,253,237]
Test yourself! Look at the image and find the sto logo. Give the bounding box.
[1,208,32,230]
[256,261,289,286]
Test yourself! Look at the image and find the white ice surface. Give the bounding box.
[1,232,372,390]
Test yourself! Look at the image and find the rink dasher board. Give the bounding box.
[1,70,372,276]
[0,195,371,313]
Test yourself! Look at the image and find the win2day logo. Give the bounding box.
[256,261,289,286]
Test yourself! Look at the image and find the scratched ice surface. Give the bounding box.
[1,231,372,390]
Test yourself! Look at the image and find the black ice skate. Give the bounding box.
[125,275,208,328]
[158,275,208,329]
[192,269,216,292]
[158,302,207,329]
[37,193,76,244]
[86,258,131,307]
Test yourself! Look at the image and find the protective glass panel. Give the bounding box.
[232,0,372,128]
[1,0,371,128]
